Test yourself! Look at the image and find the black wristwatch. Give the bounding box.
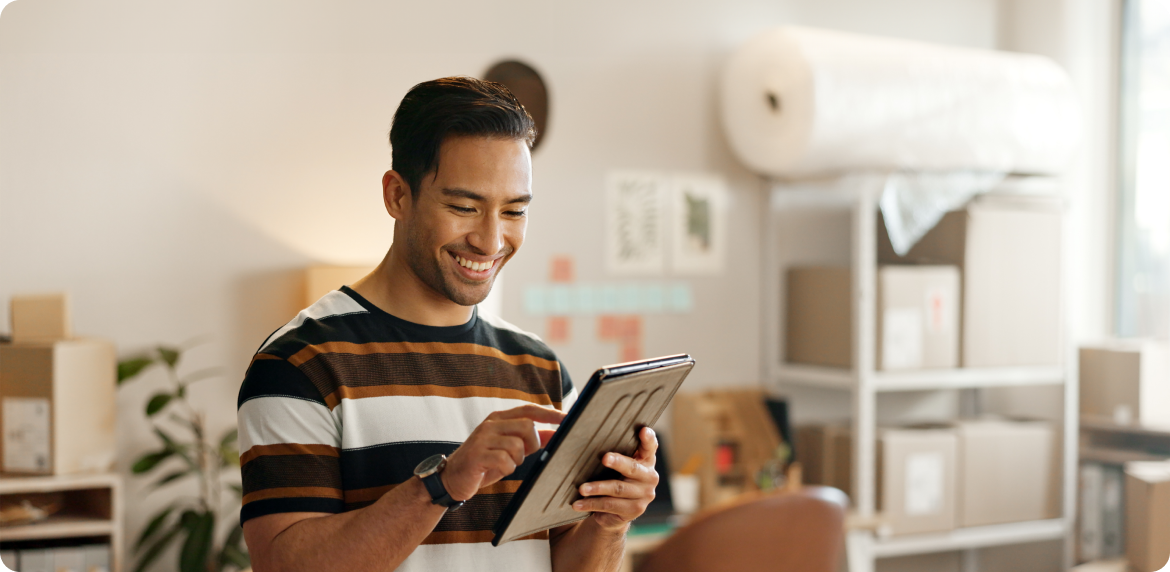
[414,454,464,511]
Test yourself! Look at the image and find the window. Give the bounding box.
[1117,0,1170,337]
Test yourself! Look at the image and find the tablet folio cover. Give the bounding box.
[493,355,694,545]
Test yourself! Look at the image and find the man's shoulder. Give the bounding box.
[256,289,370,357]
[476,312,557,360]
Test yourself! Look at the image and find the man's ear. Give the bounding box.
[383,170,411,220]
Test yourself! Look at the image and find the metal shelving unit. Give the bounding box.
[761,181,1076,572]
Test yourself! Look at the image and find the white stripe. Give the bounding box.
[562,387,579,413]
[397,538,550,572]
[479,312,544,344]
[238,396,340,452]
[338,395,562,450]
[259,290,367,352]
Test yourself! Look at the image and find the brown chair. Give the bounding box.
[635,486,848,572]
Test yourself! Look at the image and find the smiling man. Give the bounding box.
[236,77,659,572]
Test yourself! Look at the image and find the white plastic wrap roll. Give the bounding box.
[720,27,1081,177]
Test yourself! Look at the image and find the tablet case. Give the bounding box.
[492,354,694,546]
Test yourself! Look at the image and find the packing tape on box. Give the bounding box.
[720,26,1081,178]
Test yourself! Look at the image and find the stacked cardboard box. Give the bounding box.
[0,294,116,475]
[787,265,960,370]
[798,419,1057,535]
[877,193,1064,367]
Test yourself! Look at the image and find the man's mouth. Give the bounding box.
[453,254,497,273]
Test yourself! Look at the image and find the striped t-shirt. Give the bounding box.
[237,286,576,572]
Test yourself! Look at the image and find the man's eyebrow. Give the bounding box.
[441,188,532,205]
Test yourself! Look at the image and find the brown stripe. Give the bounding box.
[343,478,524,504]
[421,530,548,545]
[288,341,560,371]
[242,486,343,505]
[240,443,340,466]
[322,384,559,410]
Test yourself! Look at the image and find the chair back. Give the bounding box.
[636,486,847,572]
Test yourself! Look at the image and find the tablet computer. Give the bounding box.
[492,354,695,546]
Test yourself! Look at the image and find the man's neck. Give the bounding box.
[351,245,475,327]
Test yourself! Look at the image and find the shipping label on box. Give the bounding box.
[878,426,957,535]
[2,396,50,472]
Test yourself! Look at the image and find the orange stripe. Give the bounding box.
[343,478,524,504]
[242,486,343,505]
[287,341,561,371]
[421,530,548,545]
[323,383,558,410]
[240,443,340,466]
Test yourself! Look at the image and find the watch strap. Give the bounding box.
[421,471,464,510]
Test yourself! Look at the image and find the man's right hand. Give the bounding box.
[441,404,567,502]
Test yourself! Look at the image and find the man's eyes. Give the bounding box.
[447,204,526,217]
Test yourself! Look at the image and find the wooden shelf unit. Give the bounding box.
[762,182,1076,572]
[0,472,123,571]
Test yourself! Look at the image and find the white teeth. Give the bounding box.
[455,255,494,272]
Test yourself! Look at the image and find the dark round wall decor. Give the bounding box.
[484,60,549,151]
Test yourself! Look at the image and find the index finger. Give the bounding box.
[492,404,567,425]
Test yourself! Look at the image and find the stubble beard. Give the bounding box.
[402,223,504,307]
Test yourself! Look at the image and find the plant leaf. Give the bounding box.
[157,346,181,369]
[117,357,155,384]
[134,505,176,551]
[228,484,243,498]
[134,518,183,572]
[179,510,215,572]
[132,449,173,474]
[145,393,174,416]
[152,469,193,489]
[219,428,238,448]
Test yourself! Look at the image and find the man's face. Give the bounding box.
[398,135,531,307]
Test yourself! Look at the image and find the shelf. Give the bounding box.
[1080,415,1170,437]
[1079,447,1168,464]
[774,364,1065,392]
[0,473,120,495]
[872,518,1067,558]
[0,516,115,542]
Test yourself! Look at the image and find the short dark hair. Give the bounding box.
[390,76,536,197]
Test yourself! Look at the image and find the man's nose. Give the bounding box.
[467,213,504,255]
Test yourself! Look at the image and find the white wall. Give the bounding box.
[0,0,1079,570]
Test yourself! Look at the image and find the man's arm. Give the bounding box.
[550,427,660,572]
[243,405,565,572]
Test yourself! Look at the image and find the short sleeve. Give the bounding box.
[559,360,578,412]
[237,355,344,524]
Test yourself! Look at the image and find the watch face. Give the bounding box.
[414,454,446,477]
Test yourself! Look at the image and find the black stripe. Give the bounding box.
[241,497,344,524]
[434,492,512,532]
[340,442,539,491]
[238,358,326,409]
[298,353,565,404]
[242,454,342,495]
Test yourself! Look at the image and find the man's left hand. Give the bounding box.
[572,427,659,531]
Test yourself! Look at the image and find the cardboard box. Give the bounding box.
[0,339,117,475]
[877,426,958,535]
[956,419,1060,527]
[786,267,851,368]
[1080,341,1170,427]
[786,265,960,370]
[797,423,958,535]
[10,293,71,343]
[878,193,1063,367]
[795,423,853,497]
[1125,461,1170,572]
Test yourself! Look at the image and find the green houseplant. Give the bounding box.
[118,345,249,572]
